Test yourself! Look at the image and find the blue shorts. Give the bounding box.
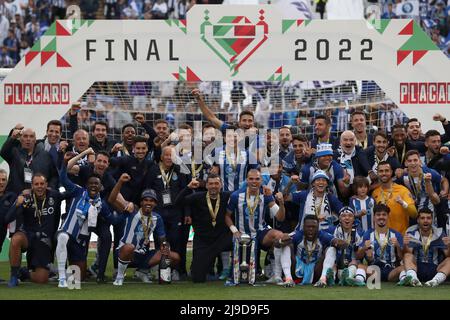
[417,262,437,282]
[256,228,271,251]
[373,261,394,282]
[129,249,156,269]
[67,236,88,263]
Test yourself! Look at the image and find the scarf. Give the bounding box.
[338,146,356,184]
[304,189,332,230]
[75,191,102,236]
[372,151,389,174]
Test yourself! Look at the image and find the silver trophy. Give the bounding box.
[239,233,252,282]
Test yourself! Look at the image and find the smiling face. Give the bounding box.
[279,128,292,148]
[425,134,441,155]
[32,175,47,199]
[405,154,421,175]
[46,124,61,145]
[318,155,332,169]
[313,177,328,193]
[134,141,148,161]
[340,131,356,154]
[351,114,366,133]
[407,121,421,140]
[94,154,109,176]
[122,126,136,146]
[206,177,221,197]
[374,210,389,228]
[94,123,107,143]
[314,119,329,138]
[293,139,307,159]
[141,197,157,215]
[339,212,355,230]
[374,134,388,154]
[87,176,102,197]
[74,130,89,152]
[246,170,262,193]
[393,128,407,147]
[239,114,254,130]
[377,163,393,184]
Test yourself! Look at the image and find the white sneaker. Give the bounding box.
[265,275,283,284]
[171,270,180,281]
[134,270,152,283]
[113,278,124,286]
[279,277,295,288]
[58,279,68,288]
[425,279,439,287]
[411,278,423,287]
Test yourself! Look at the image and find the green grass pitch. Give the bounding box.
[0,251,449,300]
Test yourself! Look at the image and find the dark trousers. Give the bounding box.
[0,225,6,253]
[113,220,125,269]
[92,218,112,277]
[191,233,232,283]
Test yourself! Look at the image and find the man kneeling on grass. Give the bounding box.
[109,174,180,286]
[398,207,450,287]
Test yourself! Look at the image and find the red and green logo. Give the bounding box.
[200,10,268,76]
[25,19,94,68]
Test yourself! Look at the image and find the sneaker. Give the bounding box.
[279,277,295,288]
[411,277,422,287]
[224,279,238,287]
[313,280,327,288]
[219,268,230,281]
[87,264,98,278]
[8,276,19,288]
[326,268,335,286]
[397,275,412,286]
[266,275,283,284]
[113,278,124,286]
[171,269,180,281]
[58,279,68,288]
[134,270,152,283]
[425,279,439,287]
[18,267,30,282]
[339,268,349,286]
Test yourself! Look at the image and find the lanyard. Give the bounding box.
[206,192,220,227]
[140,211,152,245]
[25,155,33,168]
[313,194,325,217]
[375,230,390,258]
[396,145,406,164]
[305,239,318,261]
[420,230,433,261]
[191,158,203,179]
[33,193,46,225]
[246,189,260,216]
[225,149,239,172]
[408,173,423,201]
[159,163,174,189]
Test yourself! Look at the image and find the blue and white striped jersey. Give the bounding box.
[406,225,447,266]
[349,196,375,232]
[329,225,364,266]
[119,210,165,252]
[300,160,344,196]
[292,230,334,264]
[360,228,403,265]
[227,188,275,238]
[209,146,258,192]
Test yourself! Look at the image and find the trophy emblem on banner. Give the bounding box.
[201,9,268,76]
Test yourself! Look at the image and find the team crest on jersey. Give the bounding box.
[48,197,54,206]
[172,172,178,181]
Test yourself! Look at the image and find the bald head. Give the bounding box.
[340,130,356,154]
[20,128,36,152]
[74,129,89,152]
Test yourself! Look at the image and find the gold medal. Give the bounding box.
[246,189,260,216]
[420,230,433,262]
[206,192,220,227]
[375,230,390,257]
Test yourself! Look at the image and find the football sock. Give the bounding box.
[406,269,418,279]
[56,232,69,280]
[355,268,366,283]
[10,266,19,278]
[117,259,130,280]
[221,251,230,271]
[432,272,447,285]
[273,247,282,278]
[280,246,292,279]
[399,270,406,281]
[321,247,336,278]
[348,265,357,278]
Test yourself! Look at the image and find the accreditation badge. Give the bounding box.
[24,167,32,184]
[162,189,172,206]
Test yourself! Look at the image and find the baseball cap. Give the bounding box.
[311,170,330,183]
[141,189,157,201]
[315,143,334,158]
